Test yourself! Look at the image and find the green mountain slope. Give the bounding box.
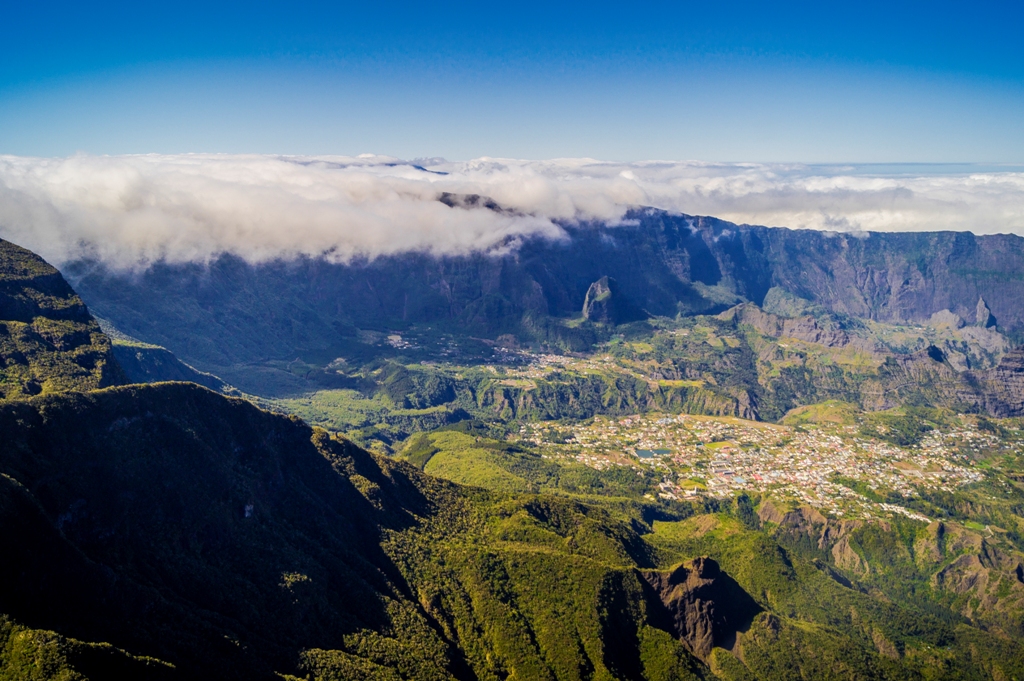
[0,239,125,399]
[649,512,1024,681]
[261,304,1024,456]
[5,234,1024,679]
[4,383,1024,679]
[0,382,710,680]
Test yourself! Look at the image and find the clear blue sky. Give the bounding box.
[1,0,1022,161]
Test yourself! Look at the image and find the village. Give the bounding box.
[483,350,647,384]
[515,412,1017,522]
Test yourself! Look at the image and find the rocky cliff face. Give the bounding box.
[582,276,647,325]
[879,345,1024,418]
[973,347,1024,417]
[713,301,1024,417]
[66,208,1024,371]
[750,227,1024,331]
[640,557,761,660]
[717,303,858,349]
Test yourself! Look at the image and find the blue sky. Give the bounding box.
[1,1,1022,161]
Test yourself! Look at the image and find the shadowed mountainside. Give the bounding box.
[66,209,1024,373]
[7,383,1024,680]
[0,382,712,680]
[110,339,240,395]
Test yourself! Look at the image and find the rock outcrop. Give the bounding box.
[977,297,997,328]
[769,506,870,575]
[756,499,787,525]
[719,303,857,349]
[640,557,761,660]
[929,309,965,329]
[582,276,647,325]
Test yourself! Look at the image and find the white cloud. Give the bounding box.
[1,154,1023,269]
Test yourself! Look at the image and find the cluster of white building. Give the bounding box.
[516,412,1010,522]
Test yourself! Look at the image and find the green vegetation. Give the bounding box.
[8,233,1024,679]
[0,239,125,400]
[782,400,863,426]
[110,340,238,395]
[648,512,1024,680]
[399,429,657,500]
[9,382,1024,679]
[860,410,936,447]
[0,383,698,680]
[0,617,173,681]
[201,301,1023,455]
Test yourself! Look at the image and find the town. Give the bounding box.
[515,412,1017,522]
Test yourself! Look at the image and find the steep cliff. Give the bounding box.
[65,209,1024,374]
[641,557,761,660]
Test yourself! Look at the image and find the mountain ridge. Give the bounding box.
[64,209,1024,376]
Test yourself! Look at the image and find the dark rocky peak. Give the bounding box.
[582,276,648,325]
[582,276,614,319]
[977,297,997,328]
[438,191,514,215]
[640,557,761,660]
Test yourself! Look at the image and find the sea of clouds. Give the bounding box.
[1,153,1023,269]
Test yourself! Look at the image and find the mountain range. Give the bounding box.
[5,207,1024,680]
[65,209,1024,375]
[52,207,1024,425]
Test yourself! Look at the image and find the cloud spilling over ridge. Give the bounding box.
[1,154,1023,269]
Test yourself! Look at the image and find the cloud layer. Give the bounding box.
[1,154,1023,269]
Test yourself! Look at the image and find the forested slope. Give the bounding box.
[0,238,124,399]
[0,383,707,680]
[4,233,1024,680]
